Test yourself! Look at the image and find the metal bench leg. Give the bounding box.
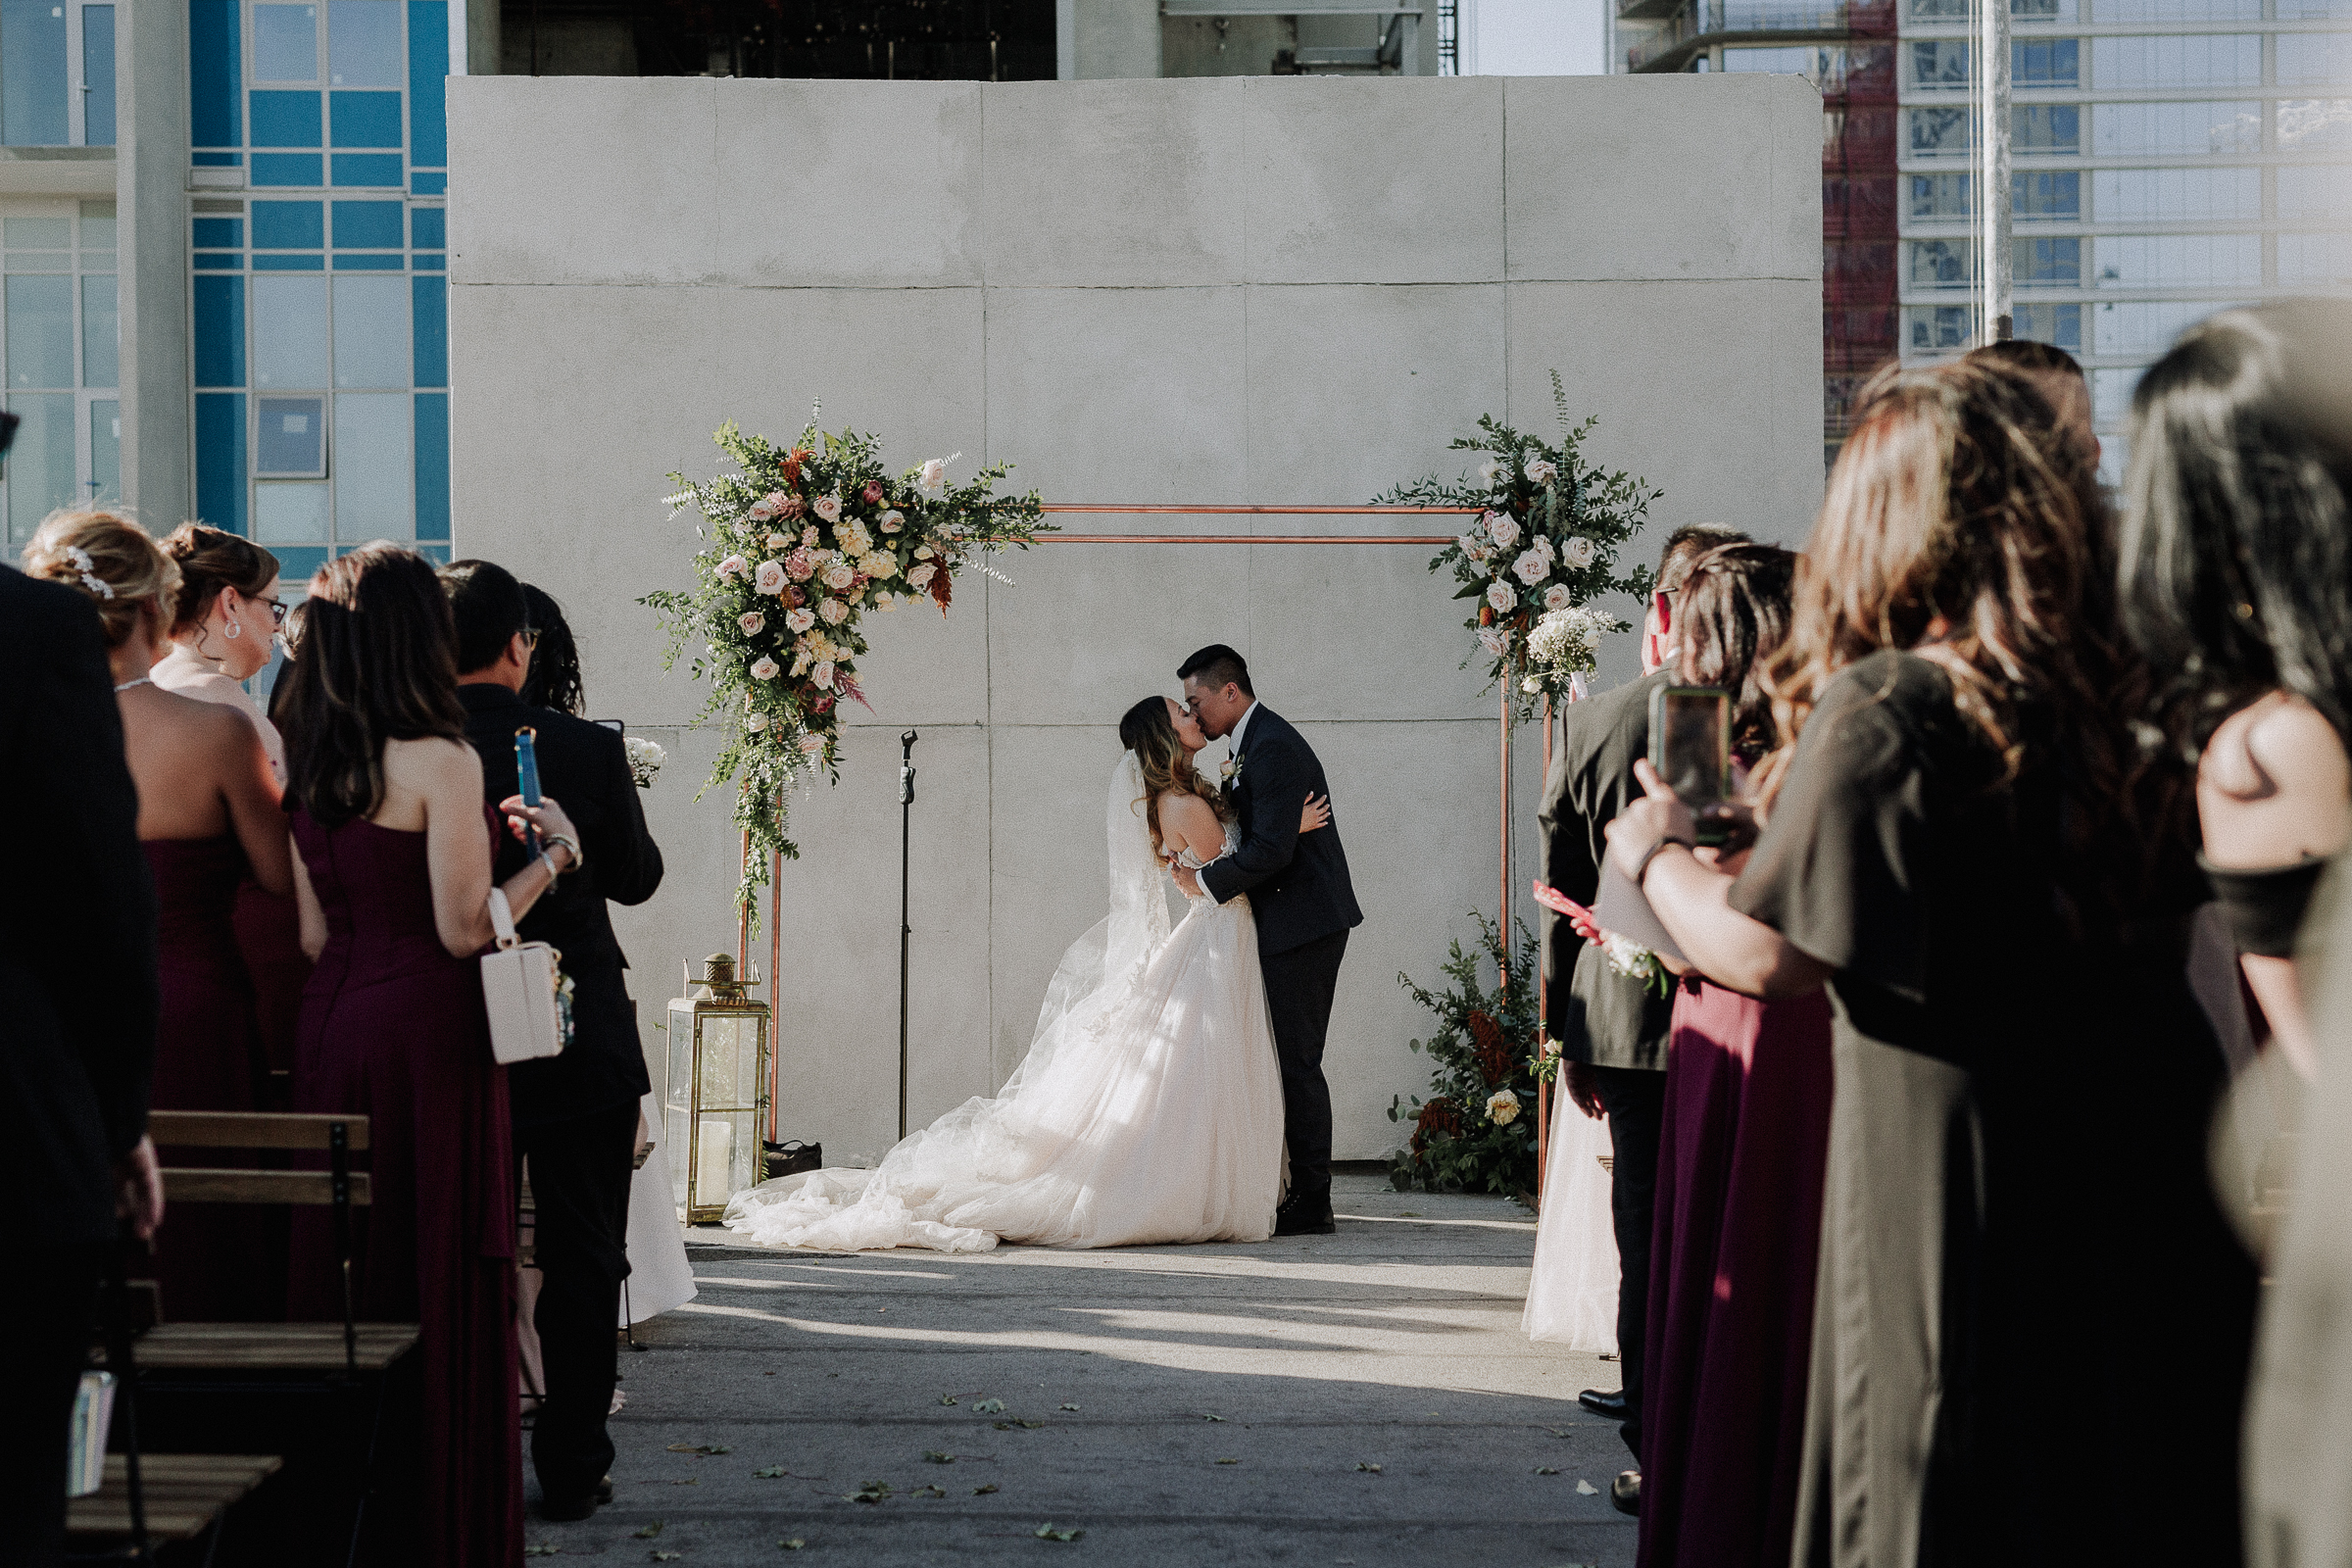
[101,1250,150,1566]
[329,1121,358,1378]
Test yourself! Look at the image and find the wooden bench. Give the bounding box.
[67,1453,281,1546]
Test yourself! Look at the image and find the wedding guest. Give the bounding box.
[1534,522,1744,1515]
[0,559,161,1568]
[441,562,663,1522]
[1968,337,2098,468]
[2119,305,2352,1077]
[152,525,312,1103]
[1605,361,2256,1564]
[282,544,581,1568]
[1619,542,1833,1568]
[519,582,587,716]
[28,514,292,1324]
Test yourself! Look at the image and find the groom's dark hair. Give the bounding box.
[1178,644,1252,697]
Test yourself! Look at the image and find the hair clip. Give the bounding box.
[64,545,94,571]
[81,571,116,600]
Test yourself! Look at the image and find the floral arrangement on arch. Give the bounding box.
[1387,913,1545,1199]
[642,418,1048,915]
[1374,370,1660,721]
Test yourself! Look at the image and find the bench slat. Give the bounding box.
[162,1169,372,1206]
[66,1454,282,1543]
[135,1321,419,1372]
[148,1110,370,1152]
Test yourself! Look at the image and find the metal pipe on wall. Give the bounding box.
[1979,0,2013,340]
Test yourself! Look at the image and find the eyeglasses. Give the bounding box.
[249,596,287,628]
[520,626,542,650]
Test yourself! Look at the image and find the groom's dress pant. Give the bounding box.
[516,1102,639,1502]
[1592,1064,1666,1463]
[1261,928,1348,1211]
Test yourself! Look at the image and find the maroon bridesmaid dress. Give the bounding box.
[1637,979,1834,1568]
[144,836,281,1321]
[289,808,521,1568]
[232,876,312,1103]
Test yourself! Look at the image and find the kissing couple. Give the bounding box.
[726,644,1364,1251]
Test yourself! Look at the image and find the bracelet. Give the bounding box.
[1635,834,1694,886]
[541,832,583,873]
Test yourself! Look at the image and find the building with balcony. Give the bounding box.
[1893,0,2351,481]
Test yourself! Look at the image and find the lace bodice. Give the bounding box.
[1172,819,1242,904]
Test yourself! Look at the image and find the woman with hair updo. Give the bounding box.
[1601,362,2256,1564]
[724,694,1332,1253]
[22,511,294,1324]
[152,523,312,1107]
[518,582,585,717]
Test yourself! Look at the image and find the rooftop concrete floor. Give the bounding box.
[529,1174,1637,1566]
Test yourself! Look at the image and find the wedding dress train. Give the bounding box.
[724,756,1285,1252]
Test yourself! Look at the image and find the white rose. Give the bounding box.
[1476,456,1507,487]
[1524,457,1558,485]
[822,563,856,592]
[747,498,776,521]
[750,656,780,680]
[1562,535,1597,568]
[918,458,950,493]
[1478,625,1507,658]
[785,608,816,634]
[754,560,787,596]
[1455,533,1483,557]
[1511,550,1549,587]
[799,734,826,757]
[739,612,765,636]
[1487,580,1517,613]
[1544,584,1574,612]
[818,598,849,625]
[877,593,898,610]
[859,553,898,580]
[747,710,767,732]
[1486,1089,1521,1126]
[1523,675,1544,693]
[716,554,748,580]
[913,545,934,560]
[907,562,938,589]
[880,510,906,533]
[811,660,837,691]
[1485,513,1520,550]
[765,532,791,551]
[812,494,842,524]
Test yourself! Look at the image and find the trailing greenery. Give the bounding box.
[1387,913,1546,1198]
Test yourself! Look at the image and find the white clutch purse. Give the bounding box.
[480,888,565,1064]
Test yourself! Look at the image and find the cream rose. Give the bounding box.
[918,458,950,493]
[811,660,837,691]
[785,608,816,634]
[716,554,748,581]
[747,498,776,522]
[754,560,787,596]
[750,656,780,680]
[1511,550,1550,587]
[1485,512,1520,550]
[880,510,906,533]
[859,553,897,580]
[1486,1089,1521,1126]
[765,532,791,552]
[1544,583,1574,612]
[907,562,938,589]
[1562,536,1597,568]
[1487,580,1518,613]
[818,598,849,625]
[812,494,843,524]
[739,612,766,636]
[822,563,857,592]
[1524,457,1558,485]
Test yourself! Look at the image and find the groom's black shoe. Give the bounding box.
[1274,1195,1336,1236]
[1578,1388,1629,1420]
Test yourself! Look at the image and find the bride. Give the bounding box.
[724,694,1332,1252]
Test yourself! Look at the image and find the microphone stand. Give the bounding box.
[898,729,917,1141]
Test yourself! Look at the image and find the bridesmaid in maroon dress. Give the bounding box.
[277,546,583,1568]
[1629,544,1834,1568]
[25,513,295,1323]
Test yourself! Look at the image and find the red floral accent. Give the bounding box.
[861,480,885,506]
[1468,1009,1513,1086]
[928,568,953,611]
[1410,1097,1462,1153]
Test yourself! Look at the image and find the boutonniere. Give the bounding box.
[1220,751,1246,788]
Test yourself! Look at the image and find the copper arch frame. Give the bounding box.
[750,502,1566,1195]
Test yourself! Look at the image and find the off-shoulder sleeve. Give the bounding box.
[1729,673,1931,1003]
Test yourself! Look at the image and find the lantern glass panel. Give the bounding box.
[664,1000,695,1211]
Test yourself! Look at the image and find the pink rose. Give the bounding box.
[861,480,885,506]
[785,608,815,634]
[818,598,849,625]
[763,490,792,513]
[822,563,856,592]
[784,548,816,582]
[716,554,748,580]
[786,584,807,608]
[750,656,780,680]
[747,498,776,522]
[754,560,787,596]
[880,510,905,533]
[811,661,836,691]
[812,494,842,524]
[739,612,765,636]
[907,562,938,588]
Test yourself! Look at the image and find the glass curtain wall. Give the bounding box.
[1894,0,2352,482]
[188,0,451,586]
[0,201,118,546]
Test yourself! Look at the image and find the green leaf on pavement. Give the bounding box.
[938,1395,958,1406]
[1356,1463,1382,1473]
[633,1524,664,1540]
[974,1398,1006,1414]
[923,1451,955,1464]
[1575,1479,1599,1496]
[1534,1466,1560,1476]
[1200,1413,1226,1422]
[777,1541,807,1551]
[972,1484,1000,1495]
[754,1467,788,1479]
[912,1485,947,1498]
[651,1554,682,1564]
[1035,1524,1084,1543]
[1214,1458,1238,1466]
[1058,1403,1080,1412]
[847,1481,893,1504]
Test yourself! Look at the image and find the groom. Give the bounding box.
[1170,645,1362,1236]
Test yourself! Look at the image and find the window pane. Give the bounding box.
[2092,368,2143,429]
[257,395,326,476]
[1,0,69,146]
[2091,34,2261,90]
[2015,236,2081,285]
[6,275,74,389]
[4,393,74,542]
[1906,304,1977,351]
[331,276,410,388]
[2094,101,2262,156]
[1909,106,1972,157]
[2279,34,2352,90]
[254,3,320,81]
[2281,101,2352,153]
[2092,233,2263,288]
[1909,40,1970,89]
[5,218,72,249]
[1908,239,1975,287]
[2092,167,2262,221]
[2014,38,2080,87]
[83,6,116,147]
[2013,105,2081,153]
[2280,232,2352,286]
[78,201,116,249]
[80,274,116,389]
[2013,303,2083,352]
[2279,0,2352,17]
[88,398,118,504]
[1910,172,1972,219]
[255,481,329,542]
[332,392,413,540]
[328,1,402,86]
[2096,0,2258,16]
[2278,165,2352,221]
[252,275,329,389]
[2092,299,2241,356]
[2015,171,2081,220]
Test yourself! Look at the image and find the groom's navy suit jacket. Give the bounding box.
[1200,704,1362,956]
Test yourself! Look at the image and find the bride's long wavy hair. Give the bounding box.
[1118,695,1230,858]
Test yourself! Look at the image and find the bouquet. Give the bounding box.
[643,418,1049,915]
[1375,370,1658,721]
[1524,604,1631,703]
[623,736,665,790]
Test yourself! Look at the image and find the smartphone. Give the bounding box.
[514,725,543,858]
[1648,685,1731,844]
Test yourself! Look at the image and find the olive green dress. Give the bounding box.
[1728,652,2256,1568]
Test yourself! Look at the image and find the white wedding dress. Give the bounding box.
[724,754,1286,1252]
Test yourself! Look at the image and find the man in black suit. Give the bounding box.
[0,566,163,1567]
[1172,645,1362,1236]
[1537,524,1746,1515]
[442,561,664,1522]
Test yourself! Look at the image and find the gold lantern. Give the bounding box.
[664,954,772,1224]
